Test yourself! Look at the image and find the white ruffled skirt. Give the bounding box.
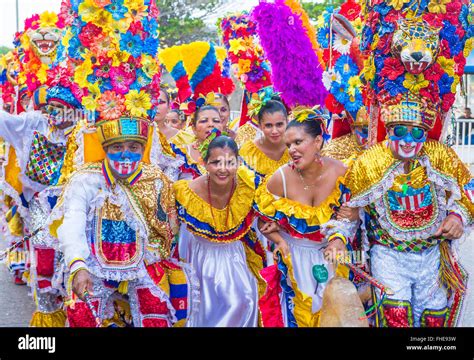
[282,233,335,313]
[178,224,259,327]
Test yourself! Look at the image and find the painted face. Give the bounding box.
[388,125,426,160]
[354,126,369,148]
[45,101,76,128]
[284,126,322,170]
[205,147,238,187]
[193,109,223,142]
[259,111,287,145]
[106,141,144,177]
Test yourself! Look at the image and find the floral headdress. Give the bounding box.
[316,2,365,123]
[360,0,474,142]
[18,11,66,96]
[65,0,161,146]
[0,51,19,109]
[247,87,280,119]
[198,128,229,161]
[292,106,331,141]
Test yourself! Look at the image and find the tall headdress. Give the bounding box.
[360,0,474,142]
[219,11,272,126]
[252,0,327,109]
[65,0,162,146]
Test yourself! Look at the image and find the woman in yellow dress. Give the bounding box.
[171,105,224,180]
[239,98,290,184]
[173,133,266,327]
[254,107,355,327]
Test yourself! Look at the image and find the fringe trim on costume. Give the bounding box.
[439,241,467,295]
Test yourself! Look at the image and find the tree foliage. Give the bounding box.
[158,0,221,47]
[0,46,11,55]
[302,0,344,21]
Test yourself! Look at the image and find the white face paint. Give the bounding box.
[390,138,424,159]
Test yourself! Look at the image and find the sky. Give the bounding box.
[0,0,62,47]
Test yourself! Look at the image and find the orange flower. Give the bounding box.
[98,91,126,120]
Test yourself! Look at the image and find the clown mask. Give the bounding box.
[388,125,427,160]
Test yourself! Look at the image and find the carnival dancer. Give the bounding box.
[50,116,196,327]
[240,89,290,184]
[325,0,474,328]
[254,107,356,327]
[174,131,266,327]
[171,105,224,180]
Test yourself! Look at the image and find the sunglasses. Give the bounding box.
[391,125,426,141]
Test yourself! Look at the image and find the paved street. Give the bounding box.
[0,230,473,327]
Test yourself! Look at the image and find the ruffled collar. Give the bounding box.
[240,140,290,179]
[254,173,347,229]
[171,143,207,178]
[174,167,257,240]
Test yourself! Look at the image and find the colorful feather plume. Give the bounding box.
[252,1,327,108]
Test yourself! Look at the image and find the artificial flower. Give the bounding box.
[141,54,159,78]
[383,76,406,96]
[325,93,345,113]
[93,0,112,7]
[78,23,104,48]
[25,14,40,31]
[238,58,251,75]
[362,58,376,82]
[108,49,130,67]
[428,0,450,14]
[89,9,113,33]
[339,0,361,21]
[347,76,362,96]
[436,56,455,77]
[380,57,405,80]
[229,39,245,55]
[322,69,341,90]
[110,65,135,94]
[403,73,429,94]
[441,93,455,112]
[79,0,101,23]
[317,26,330,48]
[333,34,351,55]
[125,89,151,117]
[387,0,410,10]
[98,90,125,119]
[438,74,454,95]
[332,82,350,104]
[74,56,94,88]
[39,11,58,28]
[423,62,444,82]
[105,0,127,20]
[120,31,143,57]
[90,34,116,58]
[335,55,359,80]
[125,0,148,22]
[82,94,98,112]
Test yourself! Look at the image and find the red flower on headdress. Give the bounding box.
[420,84,440,104]
[339,0,361,21]
[25,14,40,31]
[377,34,393,55]
[423,63,444,82]
[380,58,405,80]
[325,93,344,114]
[79,23,104,48]
[454,52,467,76]
[423,13,443,28]
[439,40,452,59]
[441,93,455,112]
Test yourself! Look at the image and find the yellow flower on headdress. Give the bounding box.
[125,0,148,22]
[74,55,94,88]
[88,9,113,33]
[125,90,152,118]
[37,65,48,84]
[39,11,58,28]
[81,83,101,112]
[92,0,112,7]
[362,58,376,82]
[427,0,450,14]
[141,55,159,78]
[403,73,429,94]
[110,17,133,34]
[229,39,245,55]
[108,49,130,67]
[464,38,474,58]
[238,59,251,75]
[197,92,220,107]
[388,0,410,10]
[436,56,455,77]
[348,76,362,97]
[79,0,100,23]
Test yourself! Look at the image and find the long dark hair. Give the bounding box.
[257,99,288,124]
